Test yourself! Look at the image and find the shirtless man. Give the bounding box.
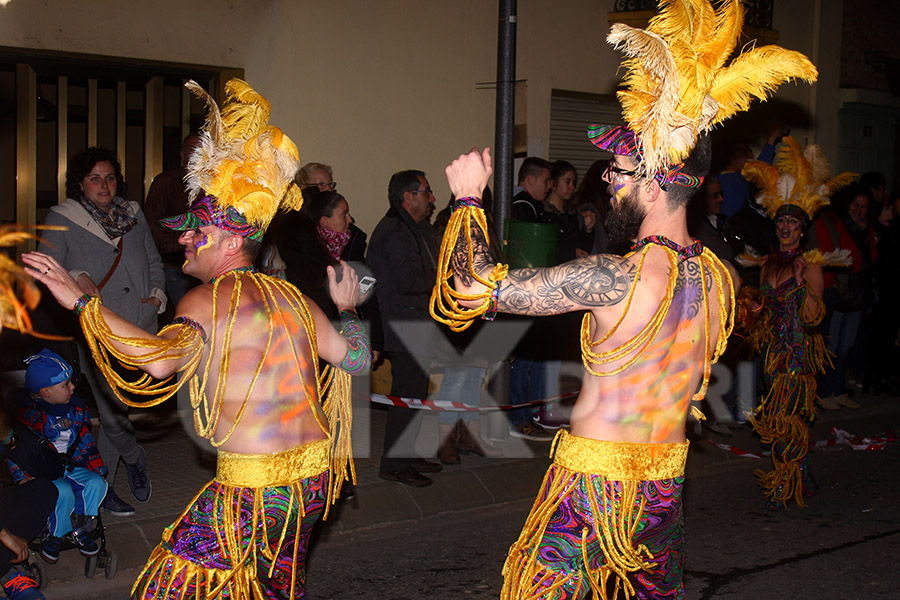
[442,139,734,599]
[21,79,370,599]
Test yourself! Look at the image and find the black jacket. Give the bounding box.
[366,205,440,356]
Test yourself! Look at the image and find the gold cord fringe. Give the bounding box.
[79,271,354,510]
[748,281,827,508]
[501,431,687,600]
[131,474,315,600]
[580,246,735,406]
[429,205,508,331]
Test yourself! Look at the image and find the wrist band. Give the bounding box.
[73,294,92,315]
[452,196,482,213]
[173,316,208,343]
[482,280,501,321]
[1,429,12,445]
[338,310,371,375]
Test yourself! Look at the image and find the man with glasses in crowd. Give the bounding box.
[297,162,338,192]
[366,170,443,487]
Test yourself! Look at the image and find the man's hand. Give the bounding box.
[0,528,29,563]
[327,261,359,313]
[142,297,162,309]
[21,252,86,310]
[446,147,492,200]
[581,210,597,233]
[76,273,100,297]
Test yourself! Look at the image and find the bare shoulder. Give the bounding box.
[175,284,213,322]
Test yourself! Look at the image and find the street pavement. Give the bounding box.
[29,378,900,599]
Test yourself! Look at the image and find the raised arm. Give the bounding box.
[21,251,196,380]
[444,148,637,317]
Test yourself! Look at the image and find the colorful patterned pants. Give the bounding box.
[502,432,687,600]
[132,445,329,600]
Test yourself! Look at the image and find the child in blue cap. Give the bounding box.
[6,349,108,564]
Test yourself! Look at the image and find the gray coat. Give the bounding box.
[38,198,166,333]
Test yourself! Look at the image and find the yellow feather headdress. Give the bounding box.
[741,136,856,222]
[596,0,818,182]
[167,79,303,239]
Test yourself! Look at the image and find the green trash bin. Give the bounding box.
[505,220,560,269]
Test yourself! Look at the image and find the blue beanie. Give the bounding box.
[24,349,74,393]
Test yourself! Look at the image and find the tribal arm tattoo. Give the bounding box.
[499,255,638,316]
[450,215,497,290]
[449,216,637,316]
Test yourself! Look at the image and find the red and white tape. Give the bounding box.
[812,426,897,451]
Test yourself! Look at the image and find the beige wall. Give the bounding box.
[1,0,839,234]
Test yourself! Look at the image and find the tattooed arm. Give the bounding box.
[445,148,637,317]
[498,255,637,315]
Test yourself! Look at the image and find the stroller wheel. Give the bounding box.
[84,554,98,578]
[24,559,47,590]
[104,550,118,579]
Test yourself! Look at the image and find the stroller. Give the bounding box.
[1,373,117,591]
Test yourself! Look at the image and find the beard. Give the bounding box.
[604,190,647,254]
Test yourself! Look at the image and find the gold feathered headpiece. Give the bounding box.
[741,136,856,223]
[162,79,303,240]
[592,0,818,184]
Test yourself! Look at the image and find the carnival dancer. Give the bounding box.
[430,1,816,597]
[22,79,370,599]
[738,138,854,509]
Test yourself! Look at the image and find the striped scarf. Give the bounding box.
[77,195,137,239]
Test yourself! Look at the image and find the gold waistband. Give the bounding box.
[552,430,688,480]
[215,439,330,487]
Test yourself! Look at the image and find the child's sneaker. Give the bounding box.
[0,569,45,599]
[39,535,61,564]
[71,528,99,557]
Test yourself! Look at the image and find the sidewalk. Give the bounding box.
[39,385,900,587]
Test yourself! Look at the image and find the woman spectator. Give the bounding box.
[277,189,383,354]
[544,161,593,261]
[818,185,877,406]
[37,147,163,517]
[572,159,610,255]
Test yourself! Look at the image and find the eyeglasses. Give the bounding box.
[604,164,640,180]
[304,181,337,191]
[411,188,434,198]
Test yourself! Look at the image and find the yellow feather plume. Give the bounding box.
[607,0,817,178]
[709,46,817,125]
[184,79,301,233]
[742,136,855,220]
[219,79,271,145]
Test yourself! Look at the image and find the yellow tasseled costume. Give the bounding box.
[746,278,827,508]
[501,431,689,600]
[77,272,354,513]
[71,78,356,600]
[431,0,819,594]
[78,271,354,600]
